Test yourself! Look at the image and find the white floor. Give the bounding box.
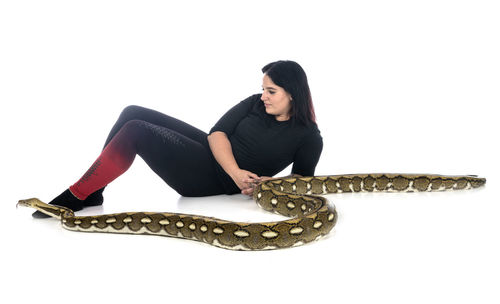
[6,164,498,304]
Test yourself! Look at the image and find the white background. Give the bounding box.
[1,0,499,303]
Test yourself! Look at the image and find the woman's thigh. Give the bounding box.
[104,105,209,150]
[128,120,224,197]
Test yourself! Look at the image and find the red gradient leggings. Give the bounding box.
[69,105,226,198]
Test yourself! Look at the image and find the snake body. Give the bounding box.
[18,173,486,250]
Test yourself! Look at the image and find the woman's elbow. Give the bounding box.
[208,131,227,140]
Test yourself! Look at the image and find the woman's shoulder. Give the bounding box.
[295,120,321,135]
[285,121,321,150]
[240,93,262,104]
[234,93,263,113]
[297,122,322,147]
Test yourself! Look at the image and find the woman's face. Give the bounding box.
[261,74,292,121]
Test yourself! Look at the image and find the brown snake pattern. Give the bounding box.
[18,173,486,250]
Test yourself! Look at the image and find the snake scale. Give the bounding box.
[18,173,485,250]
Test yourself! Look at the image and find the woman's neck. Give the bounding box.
[275,113,290,121]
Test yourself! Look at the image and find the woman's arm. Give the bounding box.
[208,131,259,195]
[207,131,240,177]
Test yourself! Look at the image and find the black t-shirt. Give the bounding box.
[209,93,323,194]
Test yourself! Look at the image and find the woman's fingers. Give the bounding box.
[244,177,260,184]
[247,172,260,180]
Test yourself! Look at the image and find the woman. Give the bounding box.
[33,60,323,218]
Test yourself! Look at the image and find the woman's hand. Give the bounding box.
[230,169,261,196]
[241,176,273,196]
[238,174,272,196]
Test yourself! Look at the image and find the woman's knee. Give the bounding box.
[119,105,148,121]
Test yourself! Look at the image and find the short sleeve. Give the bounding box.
[209,94,259,136]
[291,131,323,177]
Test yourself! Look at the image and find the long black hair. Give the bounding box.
[262,60,316,126]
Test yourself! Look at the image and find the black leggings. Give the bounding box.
[99,105,226,197]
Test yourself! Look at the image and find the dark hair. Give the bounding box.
[262,60,316,126]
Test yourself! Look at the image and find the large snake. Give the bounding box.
[18,173,485,250]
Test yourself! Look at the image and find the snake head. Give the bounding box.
[17,198,73,219]
[17,198,42,209]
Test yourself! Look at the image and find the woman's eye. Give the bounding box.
[269,91,275,94]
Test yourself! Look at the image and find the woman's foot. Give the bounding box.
[82,188,104,207]
[32,188,104,218]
